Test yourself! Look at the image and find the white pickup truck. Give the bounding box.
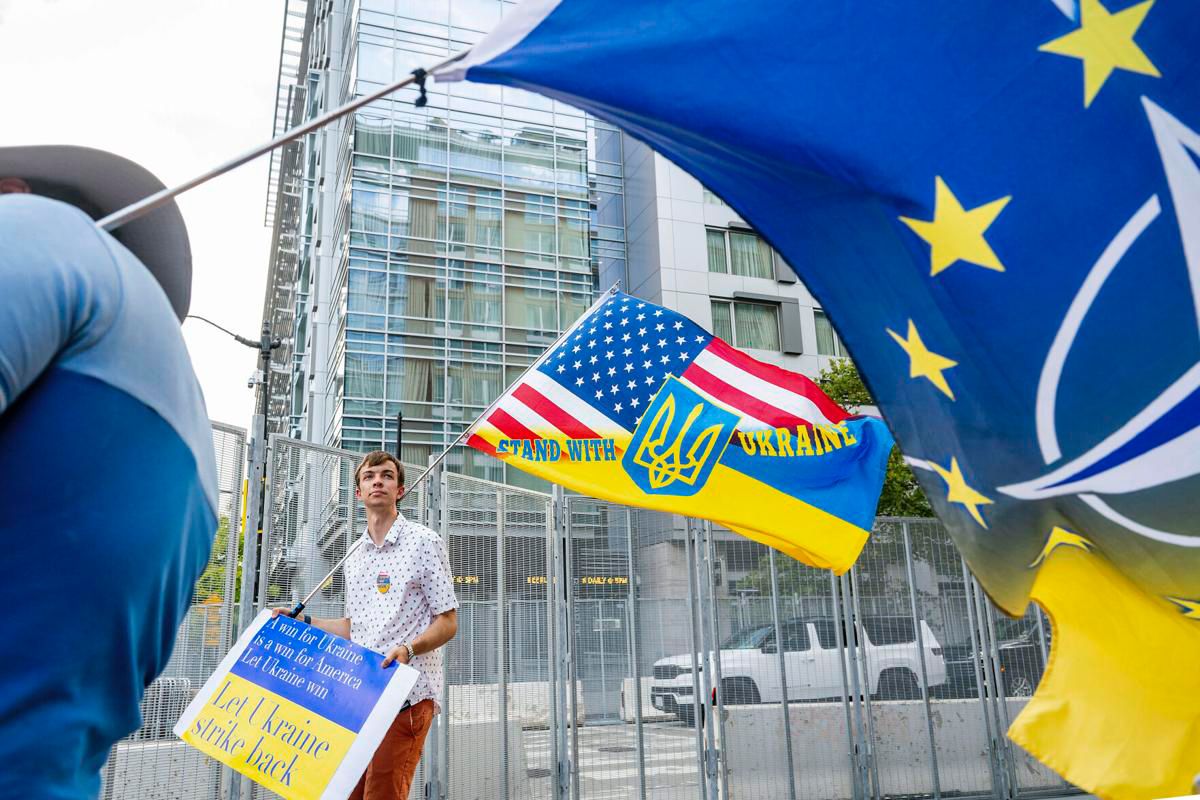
[650,615,947,725]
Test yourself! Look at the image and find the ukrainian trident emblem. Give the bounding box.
[624,377,737,496]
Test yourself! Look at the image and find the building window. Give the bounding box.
[814,309,846,356]
[702,187,728,207]
[711,299,733,341]
[706,229,728,274]
[706,228,773,279]
[711,299,781,351]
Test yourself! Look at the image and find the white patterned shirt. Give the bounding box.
[345,512,458,710]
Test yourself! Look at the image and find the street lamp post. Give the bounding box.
[187,315,282,628]
[245,322,282,624]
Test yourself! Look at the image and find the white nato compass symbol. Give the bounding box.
[999,98,1200,548]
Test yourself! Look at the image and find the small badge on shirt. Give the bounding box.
[376,571,391,594]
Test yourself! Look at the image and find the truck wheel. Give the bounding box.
[876,669,920,700]
[679,705,695,728]
[720,677,761,705]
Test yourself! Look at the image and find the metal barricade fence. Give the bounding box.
[247,437,426,800]
[100,433,1081,800]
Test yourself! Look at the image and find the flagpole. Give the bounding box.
[96,50,469,233]
[287,282,622,618]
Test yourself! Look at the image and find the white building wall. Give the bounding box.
[622,137,853,383]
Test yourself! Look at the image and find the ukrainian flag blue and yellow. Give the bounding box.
[441,2,1200,796]
[467,291,894,572]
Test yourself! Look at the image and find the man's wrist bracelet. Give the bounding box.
[403,642,416,661]
[303,614,312,625]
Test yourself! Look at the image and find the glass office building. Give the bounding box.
[263,0,627,487]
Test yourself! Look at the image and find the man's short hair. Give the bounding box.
[354,451,404,487]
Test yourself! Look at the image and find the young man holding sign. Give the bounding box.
[277,451,458,800]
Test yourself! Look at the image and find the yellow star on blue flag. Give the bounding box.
[441,1,1200,796]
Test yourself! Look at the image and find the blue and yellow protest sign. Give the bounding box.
[174,611,416,799]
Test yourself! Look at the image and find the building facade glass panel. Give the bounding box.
[273,0,625,486]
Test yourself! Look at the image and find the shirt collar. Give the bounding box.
[362,511,408,549]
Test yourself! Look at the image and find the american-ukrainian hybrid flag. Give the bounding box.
[439,1,1200,796]
[466,290,894,573]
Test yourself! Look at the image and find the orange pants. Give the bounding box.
[348,699,435,800]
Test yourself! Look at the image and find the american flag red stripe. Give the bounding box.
[704,337,850,424]
[468,292,853,455]
[513,384,602,439]
[469,367,623,452]
[683,362,813,430]
[466,433,498,456]
[488,407,539,442]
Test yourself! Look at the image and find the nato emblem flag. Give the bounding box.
[438,1,1200,796]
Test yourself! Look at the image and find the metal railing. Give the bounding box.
[101,433,1076,800]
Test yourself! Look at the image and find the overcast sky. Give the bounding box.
[0,0,285,430]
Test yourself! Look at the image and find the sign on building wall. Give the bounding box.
[174,611,416,800]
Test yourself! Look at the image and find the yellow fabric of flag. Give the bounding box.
[1011,546,1200,800]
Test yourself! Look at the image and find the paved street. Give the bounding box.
[524,722,704,800]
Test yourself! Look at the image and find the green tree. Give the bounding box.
[812,357,874,408]
[816,358,933,518]
[194,516,244,602]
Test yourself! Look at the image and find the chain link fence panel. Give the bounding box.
[97,432,1083,800]
[248,437,425,800]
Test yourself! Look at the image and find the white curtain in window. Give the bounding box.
[445,202,468,246]
[402,275,438,319]
[555,145,588,188]
[814,309,841,356]
[400,124,446,166]
[560,292,590,327]
[400,444,431,471]
[710,300,734,342]
[706,230,728,273]
[409,196,438,240]
[504,138,556,188]
[503,207,531,252]
[402,357,434,402]
[735,302,780,350]
[729,231,773,278]
[392,122,420,162]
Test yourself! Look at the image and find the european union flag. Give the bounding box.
[439,1,1200,796]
